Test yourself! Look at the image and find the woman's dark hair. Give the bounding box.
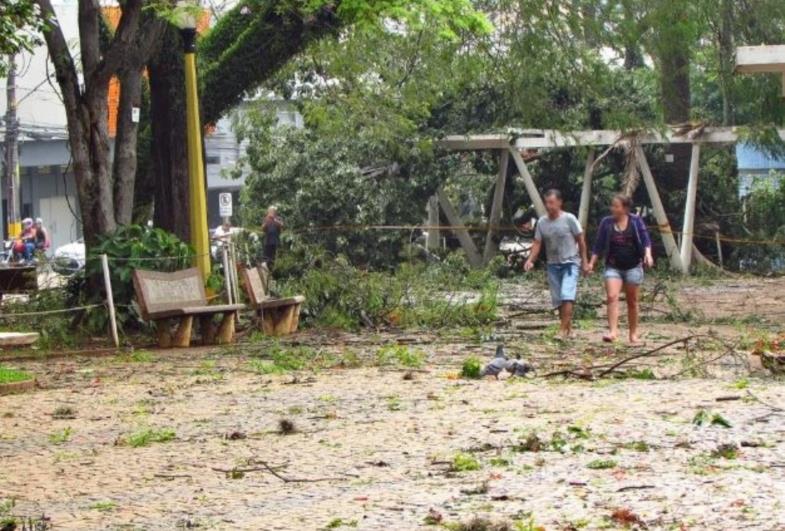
[612,193,633,210]
[543,189,563,201]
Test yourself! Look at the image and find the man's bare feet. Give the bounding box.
[629,333,641,344]
[602,332,617,343]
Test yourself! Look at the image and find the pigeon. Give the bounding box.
[481,344,508,379]
[505,356,534,377]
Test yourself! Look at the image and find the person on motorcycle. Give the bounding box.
[34,218,51,252]
[14,218,38,264]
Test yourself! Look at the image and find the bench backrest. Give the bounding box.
[0,266,38,294]
[133,268,207,319]
[241,265,270,306]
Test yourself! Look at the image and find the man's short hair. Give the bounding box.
[543,189,563,201]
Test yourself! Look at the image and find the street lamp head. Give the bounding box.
[173,1,199,30]
[173,1,200,52]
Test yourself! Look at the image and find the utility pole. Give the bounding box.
[3,54,21,239]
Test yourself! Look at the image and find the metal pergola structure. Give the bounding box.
[433,125,785,274]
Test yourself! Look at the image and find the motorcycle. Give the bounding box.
[0,239,33,267]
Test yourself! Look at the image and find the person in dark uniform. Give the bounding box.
[261,206,283,268]
[586,194,654,344]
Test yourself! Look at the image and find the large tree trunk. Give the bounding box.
[112,66,143,225]
[717,0,735,126]
[650,1,693,192]
[148,26,191,241]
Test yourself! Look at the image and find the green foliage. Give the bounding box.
[247,343,327,374]
[585,459,617,470]
[461,356,482,379]
[451,452,482,472]
[375,345,425,368]
[0,289,86,349]
[711,443,739,460]
[276,252,498,330]
[90,500,117,512]
[48,427,73,445]
[0,366,32,384]
[0,0,47,75]
[692,409,732,428]
[121,427,176,448]
[324,517,358,529]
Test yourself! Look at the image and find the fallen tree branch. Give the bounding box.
[212,460,345,483]
[597,335,699,378]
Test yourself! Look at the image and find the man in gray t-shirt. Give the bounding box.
[524,189,588,338]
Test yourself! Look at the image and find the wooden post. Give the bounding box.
[221,244,233,304]
[715,232,724,268]
[680,143,701,272]
[101,254,119,349]
[578,149,595,229]
[483,149,509,264]
[229,242,240,304]
[634,145,685,273]
[436,187,482,268]
[426,195,439,250]
[508,147,545,217]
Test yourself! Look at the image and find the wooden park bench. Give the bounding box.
[133,268,245,348]
[241,266,305,336]
[0,265,37,302]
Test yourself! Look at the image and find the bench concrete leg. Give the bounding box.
[173,316,194,348]
[275,306,296,336]
[155,319,173,348]
[199,315,217,345]
[289,303,302,334]
[258,304,302,336]
[216,312,236,344]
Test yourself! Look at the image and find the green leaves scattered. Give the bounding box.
[48,427,73,445]
[0,366,33,385]
[451,452,482,472]
[692,409,732,428]
[461,356,482,379]
[120,427,176,448]
[376,345,425,368]
[586,459,617,470]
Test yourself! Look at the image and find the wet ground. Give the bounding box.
[1,276,784,530]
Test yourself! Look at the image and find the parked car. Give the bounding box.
[53,238,86,275]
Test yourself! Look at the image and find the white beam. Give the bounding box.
[634,145,685,274]
[436,187,483,268]
[440,127,785,152]
[735,45,785,73]
[426,195,439,250]
[439,135,511,151]
[680,144,701,271]
[508,148,546,217]
[577,149,595,229]
[483,150,509,264]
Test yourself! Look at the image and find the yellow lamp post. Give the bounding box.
[175,3,211,278]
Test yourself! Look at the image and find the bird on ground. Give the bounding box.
[506,356,534,377]
[481,344,508,379]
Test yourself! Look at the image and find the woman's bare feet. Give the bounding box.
[602,332,617,343]
[629,333,641,344]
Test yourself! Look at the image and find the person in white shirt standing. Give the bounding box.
[524,189,589,338]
